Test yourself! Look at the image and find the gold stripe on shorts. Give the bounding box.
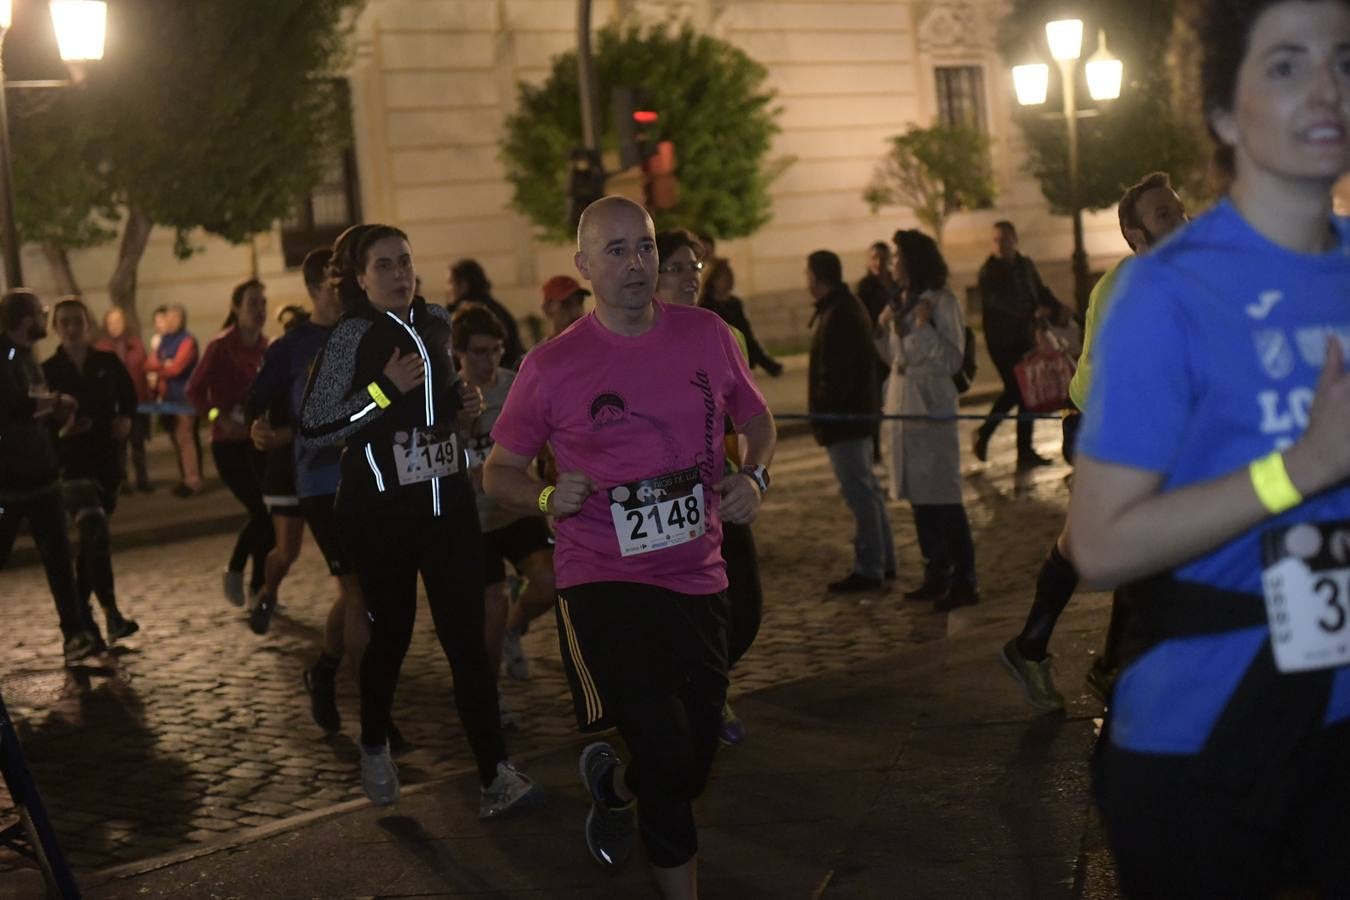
[557,595,603,725]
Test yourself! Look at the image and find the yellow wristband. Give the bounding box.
[537,485,555,514]
[208,407,220,423]
[367,381,392,409]
[1250,450,1302,515]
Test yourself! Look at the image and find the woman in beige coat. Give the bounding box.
[879,230,978,610]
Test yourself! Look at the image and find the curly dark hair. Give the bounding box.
[892,229,948,295]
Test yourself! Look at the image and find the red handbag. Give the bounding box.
[1014,327,1076,412]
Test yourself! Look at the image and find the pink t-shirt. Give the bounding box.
[492,301,767,595]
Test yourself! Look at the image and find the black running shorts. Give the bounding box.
[555,581,728,733]
[481,515,553,585]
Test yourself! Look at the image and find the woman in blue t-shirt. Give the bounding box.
[1067,0,1350,893]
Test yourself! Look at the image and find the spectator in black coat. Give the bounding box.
[807,250,895,594]
[972,221,1064,469]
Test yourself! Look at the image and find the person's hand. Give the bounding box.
[715,471,762,525]
[763,358,784,378]
[877,304,895,330]
[383,348,425,394]
[59,416,93,439]
[1286,338,1350,494]
[250,418,279,451]
[912,298,933,329]
[548,471,598,518]
[457,381,484,418]
[111,416,132,441]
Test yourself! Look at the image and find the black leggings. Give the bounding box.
[338,483,505,787]
[722,522,762,668]
[212,440,274,592]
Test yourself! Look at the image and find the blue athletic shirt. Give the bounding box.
[1079,198,1350,755]
[247,321,341,499]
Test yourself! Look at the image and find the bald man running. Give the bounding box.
[485,197,775,899]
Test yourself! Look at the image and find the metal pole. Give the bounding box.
[0,31,24,289]
[576,0,600,154]
[1060,57,1087,314]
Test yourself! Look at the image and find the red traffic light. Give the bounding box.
[633,110,659,125]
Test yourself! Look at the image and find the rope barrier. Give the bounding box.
[774,410,1070,423]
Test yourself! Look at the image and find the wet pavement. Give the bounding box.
[1,374,1115,897]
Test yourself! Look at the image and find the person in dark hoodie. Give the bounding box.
[0,289,103,664]
[806,250,896,594]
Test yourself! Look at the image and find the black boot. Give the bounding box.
[903,576,950,602]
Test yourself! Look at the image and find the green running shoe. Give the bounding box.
[1000,638,1066,711]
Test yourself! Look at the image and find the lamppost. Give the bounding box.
[1012,20,1122,312]
[0,0,107,290]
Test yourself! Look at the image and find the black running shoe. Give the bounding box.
[248,593,276,635]
[105,613,140,644]
[579,742,635,867]
[303,664,341,734]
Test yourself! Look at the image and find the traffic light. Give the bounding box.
[613,87,658,170]
[566,147,606,233]
[612,87,678,211]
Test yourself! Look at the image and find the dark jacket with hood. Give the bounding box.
[300,297,470,517]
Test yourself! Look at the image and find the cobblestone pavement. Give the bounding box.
[0,421,1077,876]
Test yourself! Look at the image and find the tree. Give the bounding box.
[8,0,363,318]
[501,23,786,243]
[998,0,1203,214]
[863,124,995,248]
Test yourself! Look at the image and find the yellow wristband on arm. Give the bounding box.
[367,381,392,409]
[1250,450,1302,515]
[537,485,555,514]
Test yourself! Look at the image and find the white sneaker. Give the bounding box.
[479,761,542,820]
[501,627,530,681]
[360,744,399,806]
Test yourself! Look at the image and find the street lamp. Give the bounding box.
[0,0,107,289]
[1012,20,1121,312]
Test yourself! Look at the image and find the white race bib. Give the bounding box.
[608,466,707,557]
[392,428,459,486]
[1261,521,1350,673]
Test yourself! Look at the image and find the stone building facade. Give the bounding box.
[31,0,1345,348]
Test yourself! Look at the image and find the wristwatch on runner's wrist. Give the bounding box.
[741,464,770,494]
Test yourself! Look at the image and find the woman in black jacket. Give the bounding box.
[301,224,540,818]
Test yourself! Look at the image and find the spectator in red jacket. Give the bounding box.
[96,306,153,492]
[186,280,273,609]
